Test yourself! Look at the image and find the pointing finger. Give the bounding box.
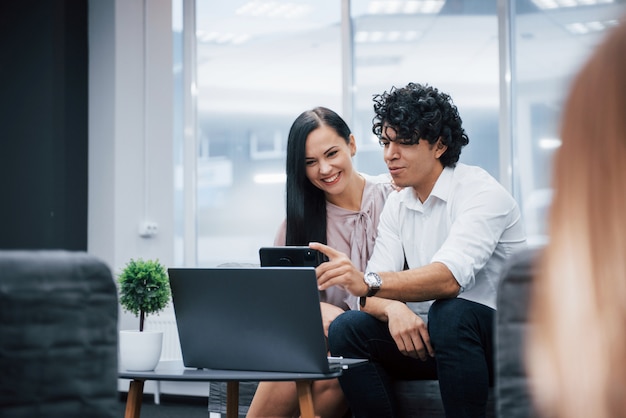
[309,242,341,260]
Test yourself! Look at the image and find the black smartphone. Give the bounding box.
[259,246,329,267]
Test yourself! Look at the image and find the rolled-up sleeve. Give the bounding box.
[432,186,520,292]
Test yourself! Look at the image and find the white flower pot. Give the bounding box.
[119,330,163,371]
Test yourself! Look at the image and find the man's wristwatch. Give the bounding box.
[363,272,382,297]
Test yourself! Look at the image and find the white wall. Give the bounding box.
[88,0,175,329]
[89,0,194,396]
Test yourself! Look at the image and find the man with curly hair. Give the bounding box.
[311,82,526,417]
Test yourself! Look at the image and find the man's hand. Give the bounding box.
[385,301,434,361]
[310,242,368,297]
[319,302,345,337]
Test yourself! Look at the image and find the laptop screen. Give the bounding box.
[168,266,332,374]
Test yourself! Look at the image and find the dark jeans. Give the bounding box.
[328,298,494,418]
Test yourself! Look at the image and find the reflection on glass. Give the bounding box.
[351,1,500,180]
[181,0,626,265]
[513,1,625,245]
[194,1,342,265]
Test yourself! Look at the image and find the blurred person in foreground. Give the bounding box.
[526,17,626,418]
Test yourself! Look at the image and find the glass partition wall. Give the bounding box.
[189,0,343,265]
[512,0,625,244]
[174,0,626,266]
[350,1,500,181]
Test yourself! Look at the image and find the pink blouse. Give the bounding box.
[274,178,393,310]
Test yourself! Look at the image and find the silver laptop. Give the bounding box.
[168,266,363,374]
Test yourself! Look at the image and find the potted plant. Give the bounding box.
[118,258,171,371]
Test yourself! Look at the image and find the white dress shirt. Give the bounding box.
[366,163,527,317]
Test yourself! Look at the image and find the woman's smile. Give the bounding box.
[321,172,341,185]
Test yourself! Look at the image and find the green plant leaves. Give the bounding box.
[118,258,171,330]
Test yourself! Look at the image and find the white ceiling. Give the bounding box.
[191,0,626,114]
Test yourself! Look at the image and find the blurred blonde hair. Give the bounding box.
[526,18,626,418]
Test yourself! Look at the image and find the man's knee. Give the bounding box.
[428,298,493,349]
[428,298,472,347]
[329,309,361,336]
[328,310,376,356]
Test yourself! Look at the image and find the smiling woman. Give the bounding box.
[245,107,394,417]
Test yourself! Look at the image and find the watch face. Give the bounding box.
[364,272,381,297]
[365,272,381,287]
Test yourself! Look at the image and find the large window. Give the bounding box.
[174,0,626,266]
[351,1,500,179]
[192,0,343,265]
[512,0,625,244]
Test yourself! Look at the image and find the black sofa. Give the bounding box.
[495,246,541,418]
[0,250,119,418]
[209,248,541,417]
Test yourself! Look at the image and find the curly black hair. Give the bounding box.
[372,82,469,167]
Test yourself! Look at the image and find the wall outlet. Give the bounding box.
[138,221,158,238]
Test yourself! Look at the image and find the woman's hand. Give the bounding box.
[319,302,345,337]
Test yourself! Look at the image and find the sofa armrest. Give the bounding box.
[0,250,118,417]
[495,247,542,418]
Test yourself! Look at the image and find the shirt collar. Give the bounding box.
[399,165,455,207]
[429,165,454,203]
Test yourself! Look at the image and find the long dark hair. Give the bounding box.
[285,107,352,245]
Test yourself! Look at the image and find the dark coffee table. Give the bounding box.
[119,360,344,418]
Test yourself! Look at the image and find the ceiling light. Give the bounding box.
[565,19,619,35]
[367,0,445,15]
[355,30,422,43]
[531,0,614,10]
[538,137,562,150]
[253,173,286,184]
[196,30,251,45]
[236,1,312,19]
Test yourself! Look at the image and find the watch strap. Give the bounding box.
[366,287,379,297]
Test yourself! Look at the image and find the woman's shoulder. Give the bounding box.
[362,173,395,198]
[359,173,396,212]
[360,171,392,185]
